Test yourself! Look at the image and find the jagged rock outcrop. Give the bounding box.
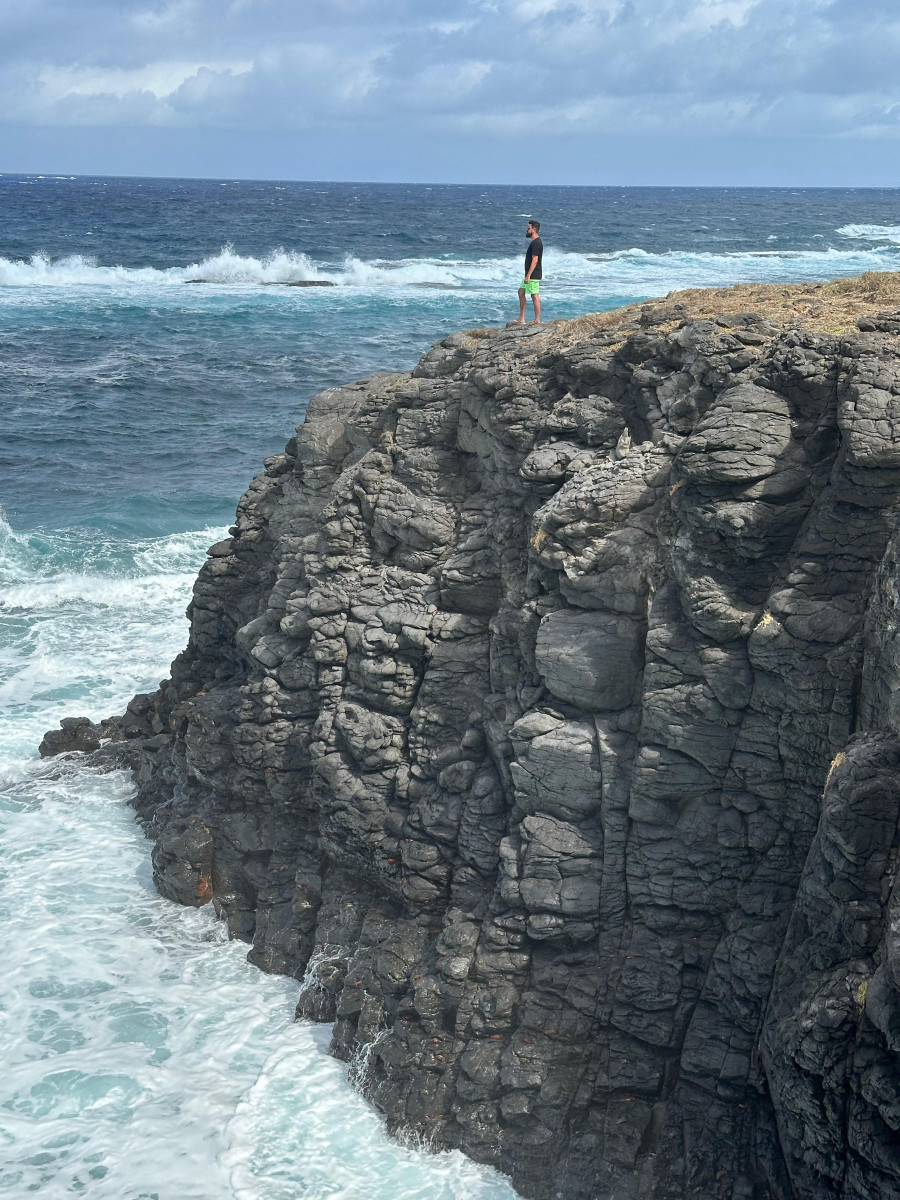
[46,298,900,1199]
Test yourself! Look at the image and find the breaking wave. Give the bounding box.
[0,247,323,288]
[3,241,900,297]
[836,223,900,243]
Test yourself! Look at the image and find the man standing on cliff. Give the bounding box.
[517,220,543,324]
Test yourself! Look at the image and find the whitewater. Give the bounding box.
[4,176,900,1198]
[0,515,517,1199]
[3,231,900,295]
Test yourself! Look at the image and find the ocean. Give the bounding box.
[2,175,900,1198]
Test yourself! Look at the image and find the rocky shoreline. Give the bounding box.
[44,278,900,1199]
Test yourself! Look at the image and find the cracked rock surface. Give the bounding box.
[46,303,900,1199]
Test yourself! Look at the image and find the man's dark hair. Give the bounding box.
[529,220,540,232]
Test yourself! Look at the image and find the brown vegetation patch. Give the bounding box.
[558,270,900,339]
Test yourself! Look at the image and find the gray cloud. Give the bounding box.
[2,0,899,144]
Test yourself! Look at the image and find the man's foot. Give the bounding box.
[515,318,526,324]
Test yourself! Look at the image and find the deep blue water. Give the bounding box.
[2,177,900,1197]
[3,177,900,534]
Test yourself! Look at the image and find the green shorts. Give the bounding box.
[520,278,540,294]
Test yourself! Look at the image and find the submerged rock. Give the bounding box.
[45,295,900,1199]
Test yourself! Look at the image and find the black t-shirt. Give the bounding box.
[525,236,543,280]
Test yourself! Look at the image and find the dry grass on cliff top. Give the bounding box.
[567,270,900,338]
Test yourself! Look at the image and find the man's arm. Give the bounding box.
[525,243,535,280]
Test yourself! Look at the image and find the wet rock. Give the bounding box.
[151,816,214,907]
[39,716,103,757]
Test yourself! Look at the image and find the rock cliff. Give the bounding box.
[45,280,900,1199]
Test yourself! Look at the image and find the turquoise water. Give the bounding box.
[0,772,515,1199]
[3,176,900,1196]
[0,516,517,1198]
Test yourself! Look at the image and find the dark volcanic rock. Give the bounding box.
[47,311,900,1199]
[39,716,103,757]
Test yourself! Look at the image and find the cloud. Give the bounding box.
[38,60,251,101]
[130,0,204,36]
[2,0,900,148]
[408,59,492,106]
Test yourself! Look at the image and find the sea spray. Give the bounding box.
[347,1028,391,1101]
[0,521,224,773]
[295,943,347,1022]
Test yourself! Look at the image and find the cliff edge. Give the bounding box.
[45,275,900,1199]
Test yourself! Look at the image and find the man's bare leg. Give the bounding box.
[517,287,527,323]
[532,293,541,323]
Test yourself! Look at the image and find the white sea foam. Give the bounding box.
[3,241,900,298]
[836,223,900,243]
[0,508,517,1199]
[575,244,900,294]
[0,769,300,1199]
[0,520,222,774]
[186,246,324,284]
[221,1022,514,1200]
[0,521,221,592]
[0,770,516,1199]
[338,254,472,287]
[0,245,507,290]
[2,571,190,611]
[0,247,323,288]
[0,253,183,288]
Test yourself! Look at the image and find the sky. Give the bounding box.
[1,0,899,184]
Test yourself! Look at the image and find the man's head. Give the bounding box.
[527,220,540,238]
